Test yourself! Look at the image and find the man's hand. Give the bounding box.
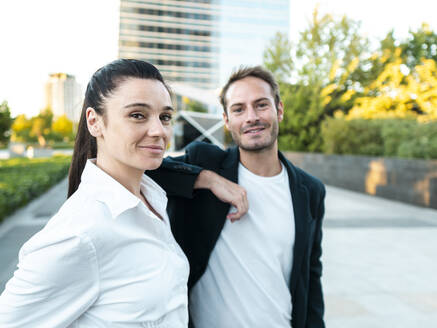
[194,170,248,222]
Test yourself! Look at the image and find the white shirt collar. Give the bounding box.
[80,159,168,219]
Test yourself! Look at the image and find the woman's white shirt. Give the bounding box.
[0,160,189,328]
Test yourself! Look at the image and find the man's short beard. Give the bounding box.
[231,120,279,153]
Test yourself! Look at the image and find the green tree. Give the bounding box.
[401,23,437,69]
[277,82,325,151]
[263,32,293,82]
[39,107,54,130]
[183,98,208,113]
[296,8,369,86]
[11,114,33,142]
[264,8,369,151]
[351,30,398,89]
[52,115,74,141]
[0,101,13,146]
[29,108,54,146]
[30,117,48,146]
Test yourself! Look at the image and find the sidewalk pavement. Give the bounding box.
[0,179,436,327]
[322,186,437,328]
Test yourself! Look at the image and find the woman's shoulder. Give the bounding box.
[18,193,109,277]
[23,188,110,254]
[50,188,109,231]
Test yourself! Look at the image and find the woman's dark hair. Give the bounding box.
[68,59,169,197]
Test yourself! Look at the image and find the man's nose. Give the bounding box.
[245,106,259,123]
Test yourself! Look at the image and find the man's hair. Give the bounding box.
[219,66,280,113]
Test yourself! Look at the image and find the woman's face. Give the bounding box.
[93,77,173,173]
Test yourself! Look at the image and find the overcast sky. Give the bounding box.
[0,0,436,117]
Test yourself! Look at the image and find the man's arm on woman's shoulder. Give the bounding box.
[146,142,248,220]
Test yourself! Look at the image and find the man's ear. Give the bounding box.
[277,101,284,122]
[223,111,230,130]
[86,107,103,137]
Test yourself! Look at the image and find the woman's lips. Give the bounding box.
[139,145,164,154]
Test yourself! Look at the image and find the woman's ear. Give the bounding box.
[86,107,103,137]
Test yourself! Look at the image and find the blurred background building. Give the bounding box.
[118,0,289,89]
[217,0,290,84]
[119,0,219,89]
[44,73,82,122]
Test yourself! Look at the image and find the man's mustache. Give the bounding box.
[241,122,269,133]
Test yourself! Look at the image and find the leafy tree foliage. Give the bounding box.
[278,82,325,152]
[401,23,437,69]
[11,108,76,145]
[263,6,437,155]
[0,101,13,146]
[295,8,369,87]
[347,49,437,121]
[265,9,369,151]
[263,32,293,83]
[11,114,33,143]
[52,115,74,140]
[183,97,208,113]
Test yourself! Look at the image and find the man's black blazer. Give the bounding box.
[147,141,326,328]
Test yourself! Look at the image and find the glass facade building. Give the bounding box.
[45,73,82,122]
[118,0,289,89]
[119,0,220,89]
[217,0,289,84]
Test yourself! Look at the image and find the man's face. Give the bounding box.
[223,76,283,152]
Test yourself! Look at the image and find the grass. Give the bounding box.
[0,155,71,222]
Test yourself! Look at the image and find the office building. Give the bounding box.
[217,0,290,84]
[119,0,219,89]
[44,73,82,122]
[118,0,289,89]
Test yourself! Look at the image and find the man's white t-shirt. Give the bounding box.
[190,162,295,328]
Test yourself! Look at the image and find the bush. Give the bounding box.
[278,83,325,152]
[0,155,71,221]
[321,118,437,159]
[393,122,437,159]
[321,118,385,156]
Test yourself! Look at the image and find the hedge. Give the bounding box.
[321,118,437,159]
[0,155,71,221]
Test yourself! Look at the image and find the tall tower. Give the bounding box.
[119,0,219,89]
[44,73,82,122]
[118,0,290,90]
[217,0,290,84]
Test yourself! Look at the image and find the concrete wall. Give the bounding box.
[284,152,437,210]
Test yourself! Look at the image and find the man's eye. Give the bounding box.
[160,113,172,122]
[130,113,145,119]
[232,108,243,113]
[257,103,268,108]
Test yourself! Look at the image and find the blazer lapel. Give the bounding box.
[279,152,311,296]
[290,185,310,296]
[220,146,240,183]
[206,146,240,247]
[217,146,240,219]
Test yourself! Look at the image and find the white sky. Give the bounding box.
[0,0,436,117]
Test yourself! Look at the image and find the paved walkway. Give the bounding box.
[322,187,437,328]
[0,179,436,327]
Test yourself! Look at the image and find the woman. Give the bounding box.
[0,59,189,327]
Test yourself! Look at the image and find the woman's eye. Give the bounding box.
[160,114,172,122]
[130,113,145,119]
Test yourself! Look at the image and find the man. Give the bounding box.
[147,66,326,328]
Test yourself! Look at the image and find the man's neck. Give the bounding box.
[239,144,282,177]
